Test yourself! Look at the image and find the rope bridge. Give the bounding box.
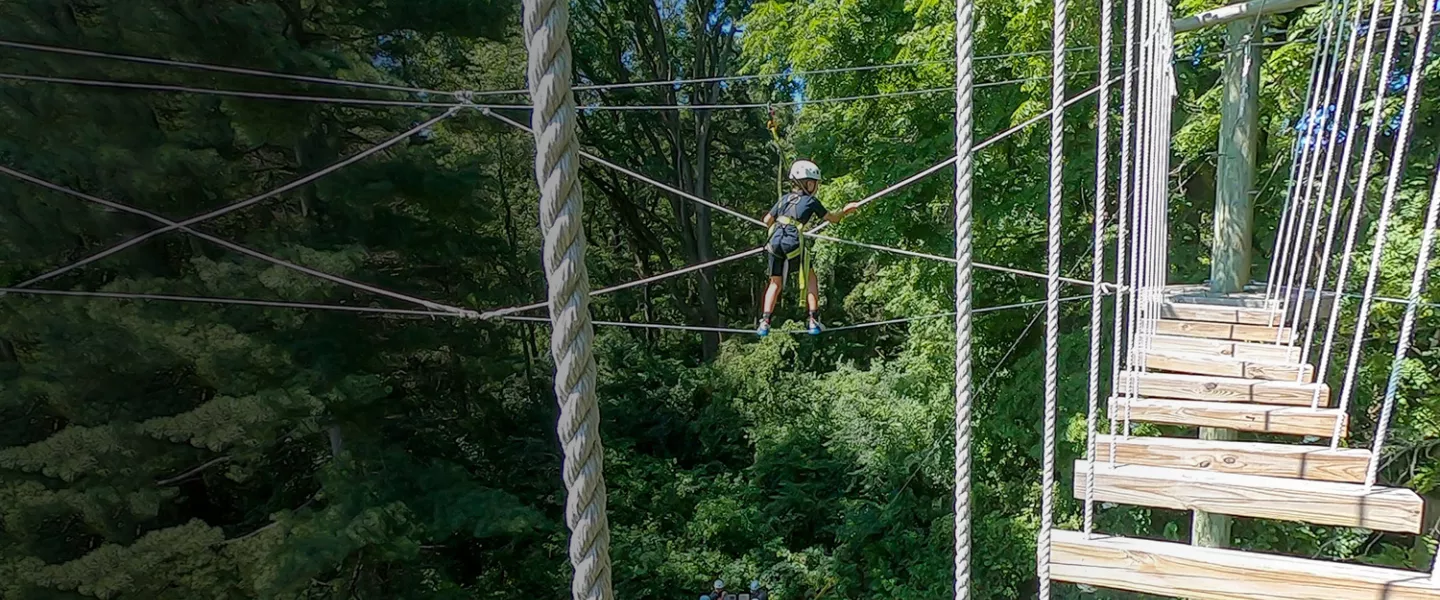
[4,0,1440,596]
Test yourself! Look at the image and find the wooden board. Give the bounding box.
[1156,319,1293,343]
[1093,435,1371,483]
[1161,302,1279,325]
[1110,397,1347,438]
[1148,334,1301,362]
[1116,371,1331,407]
[1168,294,1279,308]
[1052,530,1440,600]
[1072,460,1422,532]
[1143,352,1313,382]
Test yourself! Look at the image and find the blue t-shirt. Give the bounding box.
[769,193,828,225]
[767,193,827,257]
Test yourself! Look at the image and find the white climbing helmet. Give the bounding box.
[789,160,821,182]
[714,579,726,590]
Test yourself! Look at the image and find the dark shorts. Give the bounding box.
[767,250,802,277]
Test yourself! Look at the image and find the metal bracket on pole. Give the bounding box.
[1173,0,1322,33]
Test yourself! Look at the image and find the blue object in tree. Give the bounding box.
[1192,43,1205,66]
[1388,72,1410,93]
[1384,113,1403,135]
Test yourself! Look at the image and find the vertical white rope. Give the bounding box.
[1133,0,1159,399]
[1110,0,1138,464]
[1151,0,1171,363]
[1266,15,1333,308]
[1264,137,1305,308]
[1084,0,1113,537]
[1158,0,1174,325]
[1287,0,1368,360]
[1361,0,1436,487]
[1367,156,1440,488]
[1272,6,1346,332]
[1039,0,1067,591]
[523,2,614,599]
[953,0,977,592]
[1122,0,1152,439]
[1336,0,1431,454]
[1319,0,1408,432]
[1297,0,1383,376]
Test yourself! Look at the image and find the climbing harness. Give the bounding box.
[767,194,815,308]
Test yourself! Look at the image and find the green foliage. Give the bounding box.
[2,0,1437,599]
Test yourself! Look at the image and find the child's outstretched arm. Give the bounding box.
[823,202,862,224]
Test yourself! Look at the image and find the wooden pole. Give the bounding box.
[1210,20,1261,294]
[1195,19,1261,550]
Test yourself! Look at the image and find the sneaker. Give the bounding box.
[807,318,823,335]
[756,319,771,337]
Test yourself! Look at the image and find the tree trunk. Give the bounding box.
[694,108,720,360]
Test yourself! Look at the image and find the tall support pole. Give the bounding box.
[522,1,614,599]
[953,0,976,595]
[1195,18,1259,550]
[1210,20,1261,294]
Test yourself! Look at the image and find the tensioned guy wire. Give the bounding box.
[5,108,464,295]
[476,73,1124,322]
[0,288,462,317]
[0,39,455,96]
[0,72,482,108]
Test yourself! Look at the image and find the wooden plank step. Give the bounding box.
[1072,460,1423,532]
[1161,302,1279,325]
[1110,397,1347,437]
[1156,319,1293,343]
[1093,435,1371,483]
[1168,294,1279,308]
[1148,334,1301,362]
[1117,371,1331,407]
[1052,530,1440,600]
[1143,351,1314,382]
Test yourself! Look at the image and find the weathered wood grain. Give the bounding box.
[1092,435,1370,482]
[1052,530,1440,599]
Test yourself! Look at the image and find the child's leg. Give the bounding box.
[762,276,784,315]
[805,270,820,313]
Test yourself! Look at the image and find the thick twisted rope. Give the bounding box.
[1264,13,1334,308]
[953,0,977,594]
[1274,1,1350,342]
[1315,0,1407,421]
[522,2,613,599]
[1109,0,1139,464]
[1038,0,1067,593]
[1084,0,1113,537]
[1362,0,1436,487]
[1334,0,1429,452]
[1266,4,1341,313]
[1297,0,1383,373]
[1370,155,1440,489]
[1286,0,1367,356]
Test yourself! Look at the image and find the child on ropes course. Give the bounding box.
[757,160,860,337]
